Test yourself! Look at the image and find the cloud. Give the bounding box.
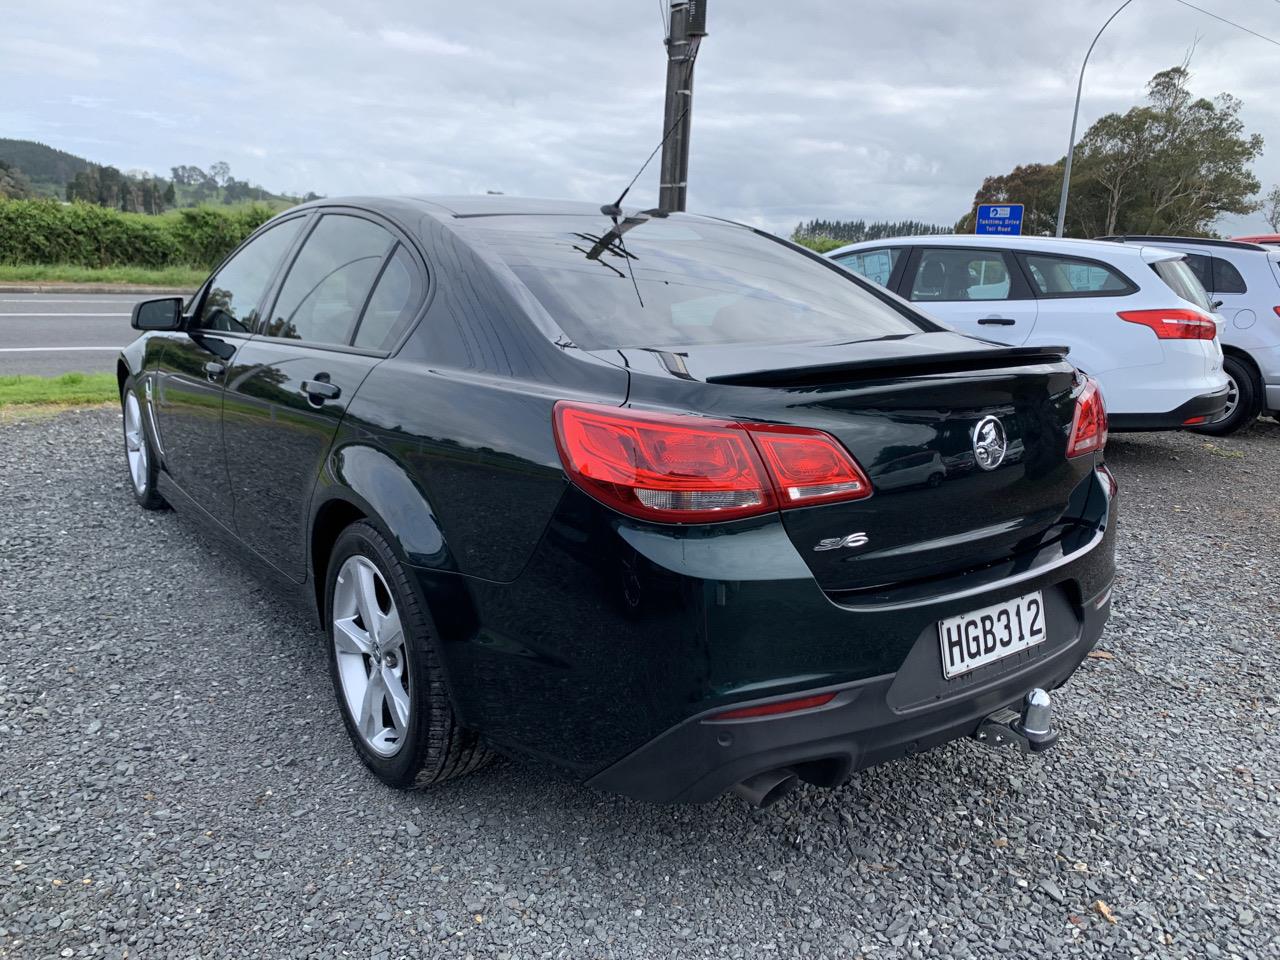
[377,27,472,57]
[1,0,1277,235]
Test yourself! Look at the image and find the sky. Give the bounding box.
[3,0,1279,237]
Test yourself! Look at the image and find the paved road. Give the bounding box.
[0,292,146,376]
[1,410,1277,959]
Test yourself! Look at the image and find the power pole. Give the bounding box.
[658,0,707,212]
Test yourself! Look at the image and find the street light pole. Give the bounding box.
[1054,0,1138,237]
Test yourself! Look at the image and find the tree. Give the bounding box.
[163,181,177,207]
[1260,186,1280,233]
[0,160,34,199]
[66,168,100,203]
[209,161,231,187]
[792,218,951,245]
[955,163,1062,235]
[962,66,1263,237]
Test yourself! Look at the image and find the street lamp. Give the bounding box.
[1054,0,1139,237]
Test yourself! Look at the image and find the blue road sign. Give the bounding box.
[975,203,1024,236]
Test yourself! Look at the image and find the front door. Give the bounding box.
[222,211,414,581]
[901,246,1038,345]
[151,216,306,522]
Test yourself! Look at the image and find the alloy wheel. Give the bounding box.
[332,555,411,757]
[1220,372,1240,422]
[124,392,148,494]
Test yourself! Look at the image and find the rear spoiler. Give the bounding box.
[705,345,1071,388]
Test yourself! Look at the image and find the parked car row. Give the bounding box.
[830,231,1280,437]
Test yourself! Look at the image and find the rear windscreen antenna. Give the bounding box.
[601,103,689,221]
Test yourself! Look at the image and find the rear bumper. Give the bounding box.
[1265,383,1280,413]
[587,560,1113,804]
[1108,383,1230,431]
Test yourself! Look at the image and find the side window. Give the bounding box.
[1211,257,1247,295]
[834,247,902,287]
[265,214,396,345]
[1021,254,1132,297]
[353,246,426,351]
[909,249,1012,301]
[196,218,303,333]
[1180,253,1212,293]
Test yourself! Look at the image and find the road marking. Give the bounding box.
[0,313,132,317]
[0,347,121,353]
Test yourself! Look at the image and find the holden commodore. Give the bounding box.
[117,196,1116,808]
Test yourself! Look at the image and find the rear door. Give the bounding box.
[150,215,307,522]
[222,211,427,581]
[900,246,1037,343]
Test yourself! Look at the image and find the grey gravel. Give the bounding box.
[1,407,1278,959]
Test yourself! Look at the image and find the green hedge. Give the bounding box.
[0,199,280,269]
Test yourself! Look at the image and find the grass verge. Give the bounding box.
[0,372,118,407]
[0,263,205,287]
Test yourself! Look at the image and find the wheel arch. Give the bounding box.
[1221,345,1264,412]
[308,442,464,626]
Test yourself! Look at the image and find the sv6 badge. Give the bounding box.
[814,532,870,552]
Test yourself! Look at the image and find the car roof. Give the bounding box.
[826,234,1168,260]
[1098,234,1271,253]
[403,195,610,217]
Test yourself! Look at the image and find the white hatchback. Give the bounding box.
[1100,235,1280,435]
[827,235,1229,431]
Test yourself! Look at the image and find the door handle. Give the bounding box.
[978,316,1016,326]
[203,360,226,380]
[301,378,341,403]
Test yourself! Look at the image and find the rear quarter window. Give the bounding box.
[1020,254,1134,297]
[1211,257,1247,295]
[1151,258,1214,312]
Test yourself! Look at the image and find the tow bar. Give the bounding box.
[973,688,1059,754]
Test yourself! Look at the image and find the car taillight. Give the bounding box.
[1117,308,1216,340]
[1066,377,1107,458]
[553,401,872,523]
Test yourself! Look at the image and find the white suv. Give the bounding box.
[827,235,1229,431]
[1100,236,1280,434]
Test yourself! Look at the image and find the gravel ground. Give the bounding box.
[1,407,1277,960]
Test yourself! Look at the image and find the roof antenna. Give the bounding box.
[600,103,688,221]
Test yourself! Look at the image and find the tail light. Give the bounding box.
[1067,377,1107,458]
[553,401,872,523]
[1117,308,1216,340]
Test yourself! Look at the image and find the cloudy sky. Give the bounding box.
[4,0,1279,236]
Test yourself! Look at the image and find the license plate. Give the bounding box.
[937,591,1046,679]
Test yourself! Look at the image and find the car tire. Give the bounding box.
[1190,355,1257,437]
[325,520,491,788]
[121,378,166,510]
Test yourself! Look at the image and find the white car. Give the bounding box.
[1100,235,1280,434]
[827,235,1229,431]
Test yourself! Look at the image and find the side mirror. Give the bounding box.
[131,297,184,331]
[1212,299,1224,310]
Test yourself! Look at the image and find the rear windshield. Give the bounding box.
[457,215,933,350]
[1151,258,1213,311]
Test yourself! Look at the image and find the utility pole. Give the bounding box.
[658,0,707,212]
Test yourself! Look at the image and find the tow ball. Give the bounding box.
[973,688,1059,754]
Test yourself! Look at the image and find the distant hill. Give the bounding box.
[0,138,315,210]
[0,139,94,198]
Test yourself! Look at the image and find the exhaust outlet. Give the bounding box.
[732,768,799,808]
